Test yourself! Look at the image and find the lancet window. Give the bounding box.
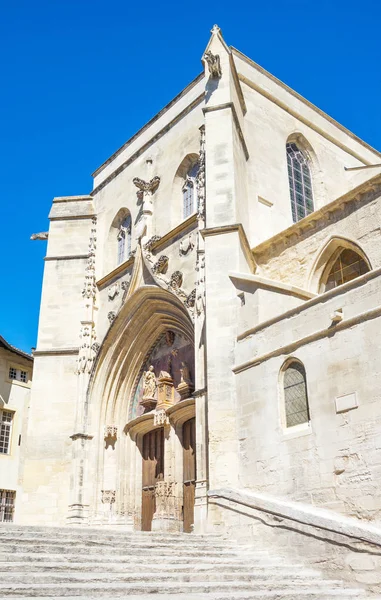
[283,361,310,428]
[182,163,199,219]
[286,142,314,222]
[117,214,132,265]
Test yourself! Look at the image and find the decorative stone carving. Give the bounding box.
[204,50,222,78]
[143,235,161,254]
[155,481,175,499]
[82,218,97,300]
[195,252,205,317]
[101,490,116,504]
[121,275,131,291]
[170,271,183,289]
[179,233,195,256]
[104,426,118,449]
[92,342,100,354]
[196,125,206,222]
[153,255,169,274]
[141,366,157,411]
[133,176,160,198]
[77,323,97,375]
[107,311,116,324]
[157,371,175,410]
[154,408,170,427]
[185,289,196,309]
[108,282,120,301]
[30,231,49,240]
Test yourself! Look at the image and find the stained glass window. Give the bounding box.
[323,249,369,292]
[284,362,310,427]
[286,143,314,222]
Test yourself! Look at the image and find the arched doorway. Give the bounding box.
[86,286,196,531]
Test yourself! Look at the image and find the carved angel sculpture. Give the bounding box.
[142,365,157,399]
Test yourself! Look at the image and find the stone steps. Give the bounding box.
[0,581,359,597]
[0,571,338,584]
[0,525,375,599]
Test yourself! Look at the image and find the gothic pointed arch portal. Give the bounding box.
[85,286,195,530]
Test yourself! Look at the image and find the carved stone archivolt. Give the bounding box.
[204,50,222,79]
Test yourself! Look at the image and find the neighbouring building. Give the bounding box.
[0,335,33,523]
[19,23,381,559]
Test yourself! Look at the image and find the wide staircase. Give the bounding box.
[0,525,376,599]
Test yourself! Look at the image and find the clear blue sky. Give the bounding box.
[1,0,380,353]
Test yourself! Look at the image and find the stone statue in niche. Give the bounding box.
[180,361,192,385]
[142,366,157,399]
[165,331,175,346]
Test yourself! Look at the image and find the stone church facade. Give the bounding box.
[20,23,381,556]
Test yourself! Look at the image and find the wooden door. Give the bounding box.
[183,417,196,533]
[141,428,164,531]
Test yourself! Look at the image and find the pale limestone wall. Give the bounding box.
[93,104,203,283]
[254,188,381,292]
[234,271,381,522]
[21,354,77,525]
[0,348,32,522]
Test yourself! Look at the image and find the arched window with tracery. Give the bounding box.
[117,214,132,265]
[321,248,369,292]
[182,163,199,219]
[282,361,310,428]
[286,142,314,222]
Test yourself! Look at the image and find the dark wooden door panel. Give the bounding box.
[142,428,164,531]
[183,418,196,533]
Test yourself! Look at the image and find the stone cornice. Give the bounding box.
[253,174,381,259]
[231,46,381,163]
[96,256,135,289]
[201,223,256,273]
[91,93,205,195]
[229,272,316,300]
[33,347,79,357]
[150,214,198,253]
[52,195,92,203]
[203,102,249,160]
[44,255,88,261]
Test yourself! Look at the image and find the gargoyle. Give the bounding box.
[204,51,222,78]
[30,232,49,241]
